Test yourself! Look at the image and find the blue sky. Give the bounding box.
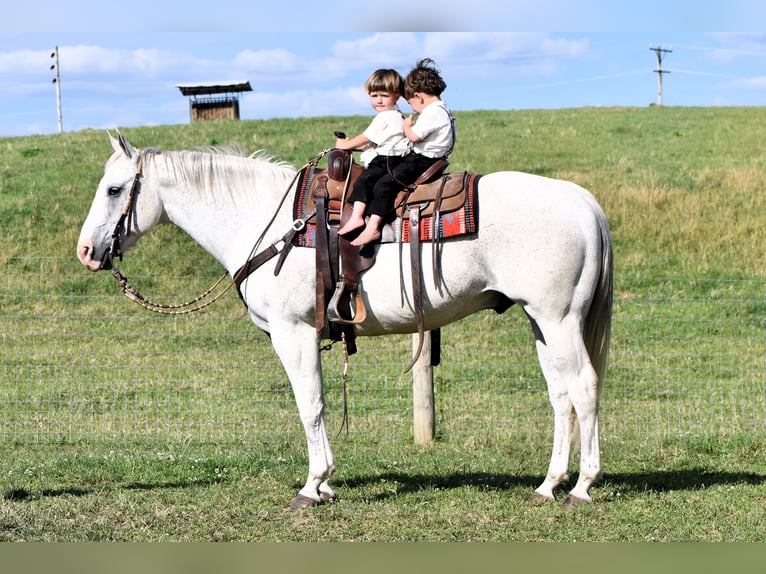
[1,3,765,137]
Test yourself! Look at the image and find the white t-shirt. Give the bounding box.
[359,106,408,167]
[410,100,454,159]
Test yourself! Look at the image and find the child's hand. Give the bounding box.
[334,130,348,149]
[403,114,421,142]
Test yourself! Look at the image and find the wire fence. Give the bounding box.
[1,256,765,448]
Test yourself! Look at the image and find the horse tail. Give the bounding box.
[583,201,614,394]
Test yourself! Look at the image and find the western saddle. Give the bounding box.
[306,148,474,368]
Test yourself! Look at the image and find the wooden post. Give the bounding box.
[650,46,672,106]
[51,46,63,134]
[412,331,435,443]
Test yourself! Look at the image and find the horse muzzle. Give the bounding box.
[77,240,113,271]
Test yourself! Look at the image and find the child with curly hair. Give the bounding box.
[345,58,455,247]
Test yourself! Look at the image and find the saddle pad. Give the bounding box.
[292,168,481,247]
[396,172,481,242]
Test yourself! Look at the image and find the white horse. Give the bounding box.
[77,133,613,509]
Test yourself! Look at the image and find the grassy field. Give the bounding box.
[0,106,765,541]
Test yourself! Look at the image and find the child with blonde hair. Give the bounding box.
[335,68,409,238]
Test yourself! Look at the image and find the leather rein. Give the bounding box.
[106,147,329,315]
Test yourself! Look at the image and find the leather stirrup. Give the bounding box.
[327,281,367,324]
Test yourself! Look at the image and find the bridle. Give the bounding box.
[103,146,329,316]
[106,150,144,267]
[101,148,234,315]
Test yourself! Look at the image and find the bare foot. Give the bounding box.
[350,227,381,246]
[338,217,365,236]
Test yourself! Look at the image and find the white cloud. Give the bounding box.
[416,33,589,81]
[0,49,49,76]
[332,33,419,65]
[727,76,766,90]
[59,45,204,78]
[685,33,766,64]
[245,85,369,119]
[234,49,303,73]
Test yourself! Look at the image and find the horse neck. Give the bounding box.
[148,149,297,273]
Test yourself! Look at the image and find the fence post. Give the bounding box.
[412,331,435,443]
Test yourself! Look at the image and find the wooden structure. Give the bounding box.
[176,81,252,123]
[412,331,436,443]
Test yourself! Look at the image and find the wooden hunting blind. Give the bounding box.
[176,81,252,123]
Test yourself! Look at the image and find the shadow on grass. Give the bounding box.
[3,486,91,501]
[339,468,766,501]
[340,471,539,502]
[602,468,766,494]
[3,478,218,502]
[5,469,764,504]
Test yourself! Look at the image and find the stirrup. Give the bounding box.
[327,281,367,324]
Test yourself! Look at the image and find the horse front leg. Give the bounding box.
[269,323,336,510]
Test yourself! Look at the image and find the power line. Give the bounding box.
[650,46,672,106]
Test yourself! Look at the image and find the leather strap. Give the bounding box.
[431,174,450,290]
[430,327,441,366]
[233,243,280,300]
[405,206,425,372]
[313,174,332,333]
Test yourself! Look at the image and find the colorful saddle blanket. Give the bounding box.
[292,167,481,247]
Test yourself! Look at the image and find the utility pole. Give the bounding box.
[650,46,672,106]
[50,46,63,133]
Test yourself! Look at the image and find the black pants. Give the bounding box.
[364,153,440,218]
[347,155,401,206]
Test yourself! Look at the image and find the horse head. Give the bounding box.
[77,132,164,271]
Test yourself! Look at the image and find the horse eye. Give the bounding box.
[107,186,122,197]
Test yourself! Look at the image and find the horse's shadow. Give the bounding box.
[6,469,764,503]
[3,478,217,502]
[606,469,766,493]
[338,468,766,502]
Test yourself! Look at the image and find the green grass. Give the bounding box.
[1,107,765,540]
[1,437,764,541]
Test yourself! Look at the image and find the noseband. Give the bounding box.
[106,151,144,268]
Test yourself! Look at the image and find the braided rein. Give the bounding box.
[108,147,333,315]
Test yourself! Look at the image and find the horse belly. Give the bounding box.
[352,241,504,336]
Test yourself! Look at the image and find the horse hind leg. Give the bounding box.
[528,315,601,505]
[528,376,575,504]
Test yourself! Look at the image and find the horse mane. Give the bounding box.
[192,146,293,168]
[142,146,297,204]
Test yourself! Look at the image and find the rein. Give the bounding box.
[106,144,352,435]
[107,147,333,315]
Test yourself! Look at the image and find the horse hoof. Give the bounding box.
[561,494,591,509]
[289,494,320,511]
[527,492,555,504]
[319,491,337,503]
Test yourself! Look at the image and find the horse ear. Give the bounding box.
[108,131,122,155]
[108,129,135,159]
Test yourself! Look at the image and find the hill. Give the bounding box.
[1,106,764,279]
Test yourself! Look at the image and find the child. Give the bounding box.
[335,69,409,237]
[347,58,455,247]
